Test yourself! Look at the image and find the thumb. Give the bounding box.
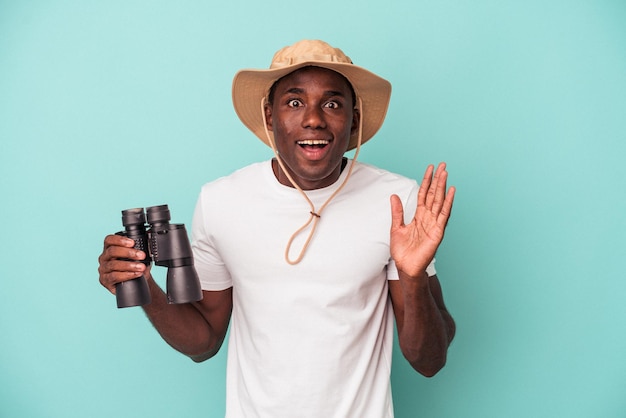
[390,194,405,229]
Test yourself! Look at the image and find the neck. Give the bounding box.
[272,158,348,190]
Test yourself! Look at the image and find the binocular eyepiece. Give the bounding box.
[115,204,203,308]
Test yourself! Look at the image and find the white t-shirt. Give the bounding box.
[191,159,435,418]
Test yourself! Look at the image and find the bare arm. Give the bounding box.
[389,274,455,376]
[389,163,456,376]
[98,234,232,362]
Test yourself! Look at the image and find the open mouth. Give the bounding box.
[297,139,330,149]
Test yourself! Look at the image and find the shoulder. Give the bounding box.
[350,161,417,193]
[199,161,268,195]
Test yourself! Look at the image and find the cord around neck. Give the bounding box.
[261,96,363,265]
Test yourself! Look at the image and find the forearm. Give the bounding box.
[396,271,455,377]
[142,276,224,362]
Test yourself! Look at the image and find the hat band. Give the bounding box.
[270,53,352,69]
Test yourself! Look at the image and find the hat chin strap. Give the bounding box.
[261,96,364,265]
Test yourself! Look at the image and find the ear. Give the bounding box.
[350,108,360,135]
[264,101,273,131]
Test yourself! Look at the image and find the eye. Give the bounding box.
[324,100,340,109]
[287,99,302,108]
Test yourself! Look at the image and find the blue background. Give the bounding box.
[1,1,625,417]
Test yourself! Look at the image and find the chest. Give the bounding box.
[213,188,392,285]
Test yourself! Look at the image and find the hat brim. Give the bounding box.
[232,61,391,151]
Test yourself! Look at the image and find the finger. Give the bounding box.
[417,164,434,209]
[102,258,147,274]
[103,234,136,249]
[101,234,140,260]
[99,270,145,294]
[431,166,449,215]
[437,185,456,228]
[424,163,444,210]
[98,259,147,293]
[99,239,147,263]
[390,194,405,229]
[98,258,146,281]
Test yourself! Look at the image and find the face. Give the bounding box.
[265,67,359,190]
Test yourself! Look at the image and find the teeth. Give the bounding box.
[297,140,329,145]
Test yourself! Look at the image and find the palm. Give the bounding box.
[390,163,455,278]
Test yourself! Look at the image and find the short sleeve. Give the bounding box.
[191,187,233,291]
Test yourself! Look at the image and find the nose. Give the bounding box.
[302,105,327,130]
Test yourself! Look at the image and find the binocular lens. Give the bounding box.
[166,265,202,304]
[122,208,146,226]
[116,279,151,308]
[146,205,170,225]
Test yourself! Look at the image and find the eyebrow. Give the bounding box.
[283,87,347,98]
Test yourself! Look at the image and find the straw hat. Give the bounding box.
[232,39,392,151]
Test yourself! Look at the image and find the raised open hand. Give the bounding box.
[390,163,455,278]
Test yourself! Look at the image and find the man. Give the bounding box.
[98,39,456,417]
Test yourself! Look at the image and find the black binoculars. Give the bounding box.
[115,204,202,308]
